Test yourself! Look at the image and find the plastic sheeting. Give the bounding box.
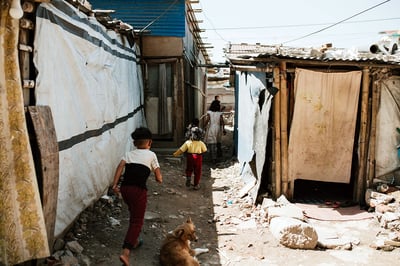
[237,72,267,164]
[289,69,361,185]
[33,1,145,236]
[236,71,272,200]
[375,76,400,177]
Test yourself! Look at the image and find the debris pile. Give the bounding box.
[366,183,400,251]
[43,190,122,266]
[261,196,357,251]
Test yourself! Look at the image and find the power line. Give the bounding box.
[198,1,228,42]
[203,17,400,31]
[282,0,392,44]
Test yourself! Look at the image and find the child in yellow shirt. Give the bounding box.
[173,127,207,190]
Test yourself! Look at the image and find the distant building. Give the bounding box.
[90,0,211,147]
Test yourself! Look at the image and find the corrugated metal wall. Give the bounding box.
[90,0,185,37]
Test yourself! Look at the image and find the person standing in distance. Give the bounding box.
[205,101,225,163]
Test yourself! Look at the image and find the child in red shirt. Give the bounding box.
[173,127,207,190]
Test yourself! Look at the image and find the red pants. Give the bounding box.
[186,153,203,186]
[120,185,147,250]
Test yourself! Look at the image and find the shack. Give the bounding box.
[0,0,209,264]
[226,43,400,205]
[89,0,211,147]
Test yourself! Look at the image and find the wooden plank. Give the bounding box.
[273,66,282,198]
[280,62,289,198]
[355,68,370,203]
[27,106,59,251]
[367,76,381,190]
[19,27,30,106]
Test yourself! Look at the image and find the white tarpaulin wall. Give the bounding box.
[289,69,361,186]
[375,76,400,177]
[34,1,145,236]
[236,71,273,200]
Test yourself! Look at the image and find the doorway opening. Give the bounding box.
[293,179,354,205]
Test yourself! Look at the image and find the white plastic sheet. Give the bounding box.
[375,76,400,177]
[236,71,272,200]
[34,1,144,236]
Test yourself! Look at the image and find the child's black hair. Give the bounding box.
[191,118,200,127]
[209,101,221,112]
[131,127,153,140]
[190,127,202,141]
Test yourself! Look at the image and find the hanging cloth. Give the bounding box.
[288,68,361,184]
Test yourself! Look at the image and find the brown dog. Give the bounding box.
[160,217,199,266]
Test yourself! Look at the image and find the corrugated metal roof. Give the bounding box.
[226,43,400,66]
[90,0,185,37]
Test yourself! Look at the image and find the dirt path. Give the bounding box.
[74,131,400,266]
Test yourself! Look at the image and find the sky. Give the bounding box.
[194,0,400,63]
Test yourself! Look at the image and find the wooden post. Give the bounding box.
[175,59,184,145]
[273,66,282,198]
[18,6,31,106]
[202,72,207,123]
[289,73,295,127]
[280,62,289,198]
[355,67,370,202]
[367,74,380,190]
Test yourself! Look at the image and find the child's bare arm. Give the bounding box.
[154,167,162,183]
[112,160,125,193]
[173,149,183,157]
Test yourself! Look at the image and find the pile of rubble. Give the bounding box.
[260,195,357,250]
[42,190,122,266]
[365,184,400,251]
[258,184,400,252]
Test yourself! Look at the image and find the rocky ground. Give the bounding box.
[43,129,400,266]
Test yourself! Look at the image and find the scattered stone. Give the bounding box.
[238,180,256,198]
[375,203,394,213]
[77,254,91,266]
[378,212,400,228]
[53,238,65,251]
[52,250,64,261]
[108,216,121,227]
[267,204,305,222]
[365,189,394,207]
[66,240,84,254]
[276,195,291,206]
[60,253,79,265]
[145,211,162,221]
[100,194,112,204]
[261,198,277,210]
[317,237,354,250]
[269,216,318,249]
[371,239,395,251]
[384,239,400,247]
